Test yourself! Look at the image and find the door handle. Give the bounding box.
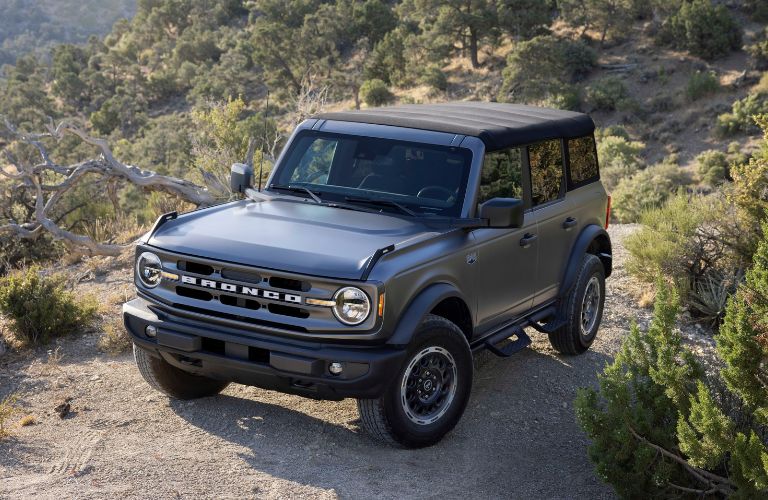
[562,217,578,230]
[519,233,538,248]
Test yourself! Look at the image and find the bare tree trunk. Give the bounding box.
[469,27,480,69]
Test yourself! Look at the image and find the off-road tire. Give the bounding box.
[133,344,229,399]
[357,314,472,448]
[548,254,605,355]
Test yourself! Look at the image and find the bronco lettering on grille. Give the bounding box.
[180,275,302,304]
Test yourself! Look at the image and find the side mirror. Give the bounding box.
[478,198,524,228]
[230,163,253,193]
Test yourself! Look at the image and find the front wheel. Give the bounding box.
[548,253,606,355]
[357,314,473,448]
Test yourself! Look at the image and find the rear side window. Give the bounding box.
[567,136,599,186]
[528,139,563,206]
[478,147,523,204]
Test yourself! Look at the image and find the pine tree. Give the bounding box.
[577,238,768,496]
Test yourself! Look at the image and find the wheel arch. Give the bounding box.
[387,283,472,347]
[559,225,612,299]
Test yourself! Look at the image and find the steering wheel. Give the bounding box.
[417,185,455,201]
[305,171,328,184]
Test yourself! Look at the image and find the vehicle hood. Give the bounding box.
[148,199,447,280]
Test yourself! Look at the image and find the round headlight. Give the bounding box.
[332,287,371,325]
[136,252,162,288]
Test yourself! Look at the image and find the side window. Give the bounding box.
[567,136,599,186]
[528,139,563,206]
[478,147,523,204]
[289,138,337,184]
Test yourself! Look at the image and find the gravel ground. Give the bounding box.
[0,225,656,499]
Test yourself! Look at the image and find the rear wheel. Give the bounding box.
[548,254,605,355]
[133,344,229,399]
[357,315,472,448]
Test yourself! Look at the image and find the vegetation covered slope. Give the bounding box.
[0,0,136,66]
[0,0,766,262]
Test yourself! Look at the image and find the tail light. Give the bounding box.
[605,195,612,229]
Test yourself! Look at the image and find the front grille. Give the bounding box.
[267,303,310,319]
[268,276,309,292]
[176,286,212,301]
[221,268,262,284]
[178,260,214,275]
[167,256,321,328]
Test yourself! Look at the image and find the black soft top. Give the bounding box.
[314,102,595,151]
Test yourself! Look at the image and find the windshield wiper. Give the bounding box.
[344,196,418,217]
[269,184,323,204]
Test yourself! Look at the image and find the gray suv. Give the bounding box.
[124,102,612,448]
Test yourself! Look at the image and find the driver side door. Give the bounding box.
[472,146,539,331]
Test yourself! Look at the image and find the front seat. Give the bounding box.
[357,161,407,194]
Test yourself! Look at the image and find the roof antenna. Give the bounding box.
[258,90,269,192]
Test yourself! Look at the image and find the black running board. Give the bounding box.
[527,305,564,334]
[475,304,565,358]
[482,325,531,358]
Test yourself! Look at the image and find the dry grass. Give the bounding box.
[638,289,656,309]
[98,316,131,355]
[38,347,65,377]
[0,393,18,438]
[18,414,36,427]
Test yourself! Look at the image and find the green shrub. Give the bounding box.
[365,30,408,86]
[726,116,768,254]
[659,0,742,60]
[0,267,98,347]
[499,35,595,104]
[538,86,581,111]
[717,94,768,136]
[747,28,768,70]
[575,283,704,497]
[611,162,690,223]
[585,76,629,111]
[685,70,719,101]
[625,192,709,284]
[695,149,729,186]
[0,233,63,275]
[420,65,448,92]
[360,79,394,107]
[745,0,768,22]
[595,125,630,140]
[596,134,645,191]
[717,223,768,425]
[577,273,768,497]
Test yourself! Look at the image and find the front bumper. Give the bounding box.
[123,298,406,400]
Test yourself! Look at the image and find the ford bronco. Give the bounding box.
[124,102,612,448]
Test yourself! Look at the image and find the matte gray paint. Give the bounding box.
[139,119,610,345]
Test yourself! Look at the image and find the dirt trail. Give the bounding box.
[0,225,649,499]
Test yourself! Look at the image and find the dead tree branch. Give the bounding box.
[628,426,736,496]
[0,117,219,256]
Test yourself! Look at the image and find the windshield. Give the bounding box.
[271,131,473,217]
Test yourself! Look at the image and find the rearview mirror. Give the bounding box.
[478,198,524,228]
[230,163,253,193]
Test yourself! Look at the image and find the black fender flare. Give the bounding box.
[559,224,612,299]
[386,283,468,347]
